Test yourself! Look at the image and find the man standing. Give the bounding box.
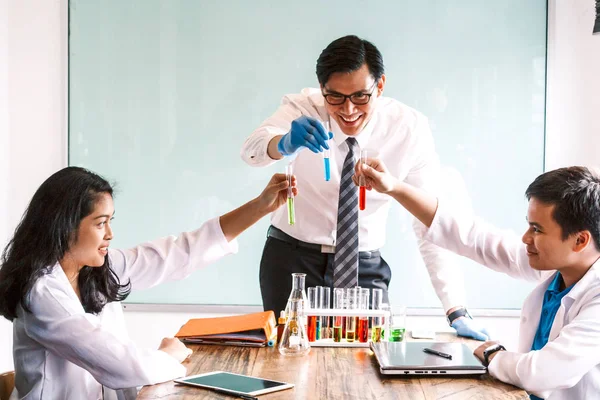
[241,35,488,340]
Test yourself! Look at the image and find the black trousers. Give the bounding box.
[259,226,392,314]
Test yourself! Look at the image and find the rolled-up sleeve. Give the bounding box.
[240,90,325,167]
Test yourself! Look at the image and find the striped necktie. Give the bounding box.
[333,137,360,288]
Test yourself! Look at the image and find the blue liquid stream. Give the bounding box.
[324,158,331,181]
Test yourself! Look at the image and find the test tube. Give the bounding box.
[285,163,295,225]
[323,146,331,181]
[315,286,323,340]
[333,288,344,342]
[359,150,367,211]
[323,121,331,182]
[358,288,370,343]
[381,303,390,341]
[320,287,331,339]
[345,287,358,342]
[307,287,317,342]
[371,289,383,342]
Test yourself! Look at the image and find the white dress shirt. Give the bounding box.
[419,200,600,399]
[11,217,238,400]
[241,88,465,310]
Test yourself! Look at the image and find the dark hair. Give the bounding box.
[316,35,385,86]
[525,166,600,251]
[0,166,130,321]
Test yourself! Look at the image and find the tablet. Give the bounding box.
[174,371,294,396]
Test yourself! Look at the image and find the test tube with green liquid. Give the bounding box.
[286,163,295,225]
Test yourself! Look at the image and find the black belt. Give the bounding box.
[267,226,329,252]
[267,226,378,257]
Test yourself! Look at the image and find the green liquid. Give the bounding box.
[388,327,406,342]
[333,326,342,342]
[371,326,382,342]
[287,197,295,225]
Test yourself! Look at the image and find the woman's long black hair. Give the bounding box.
[0,166,131,321]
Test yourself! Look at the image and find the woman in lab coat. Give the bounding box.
[354,160,600,400]
[0,166,297,400]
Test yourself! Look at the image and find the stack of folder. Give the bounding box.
[175,311,277,347]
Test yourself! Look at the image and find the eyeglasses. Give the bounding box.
[322,82,378,106]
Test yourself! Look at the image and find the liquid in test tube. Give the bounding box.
[359,149,367,210]
[286,163,295,225]
[323,146,331,181]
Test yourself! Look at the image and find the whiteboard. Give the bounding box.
[69,0,546,308]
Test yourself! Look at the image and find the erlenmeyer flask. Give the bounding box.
[284,273,308,326]
[278,294,311,356]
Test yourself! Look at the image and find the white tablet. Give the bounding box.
[174,371,294,397]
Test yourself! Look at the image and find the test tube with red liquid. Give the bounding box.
[359,149,367,210]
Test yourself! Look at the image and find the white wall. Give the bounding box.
[0,0,68,373]
[0,0,12,374]
[1,0,600,373]
[546,0,600,169]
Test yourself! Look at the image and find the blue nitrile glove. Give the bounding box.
[277,116,333,156]
[452,317,491,341]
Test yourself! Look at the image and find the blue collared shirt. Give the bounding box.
[529,272,574,400]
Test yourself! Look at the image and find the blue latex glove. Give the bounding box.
[277,116,333,156]
[452,317,491,341]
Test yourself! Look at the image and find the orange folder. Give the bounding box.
[175,311,277,347]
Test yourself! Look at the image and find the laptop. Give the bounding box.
[370,341,487,376]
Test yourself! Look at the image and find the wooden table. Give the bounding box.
[138,332,528,399]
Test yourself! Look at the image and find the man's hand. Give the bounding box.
[452,317,491,341]
[474,340,502,364]
[277,116,332,155]
[352,157,399,193]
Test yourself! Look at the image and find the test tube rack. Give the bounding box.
[304,308,390,348]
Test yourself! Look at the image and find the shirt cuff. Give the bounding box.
[487,350,525,390]
[240,131,280,167]
[208,217,239,255]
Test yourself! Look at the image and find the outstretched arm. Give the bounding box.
[353,158,541,282]
[353,157,438,227]
[111,174,298,291]
[219,173,297,241]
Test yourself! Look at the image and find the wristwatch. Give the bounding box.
[483,343,506,366]
[446,307,471,326]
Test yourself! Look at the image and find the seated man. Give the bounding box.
[355,159,600,400]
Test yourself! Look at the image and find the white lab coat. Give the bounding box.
[10,217,238,400]
[418,201,600,399]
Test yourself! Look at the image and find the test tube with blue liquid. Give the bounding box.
[323,121,331,181]
[323,146,331,181]
[286,163,295,225]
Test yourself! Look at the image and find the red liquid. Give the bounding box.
[358,318,369,342]
[359,186,366,210]
[342,316,347,337]
[307,316,317,342]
